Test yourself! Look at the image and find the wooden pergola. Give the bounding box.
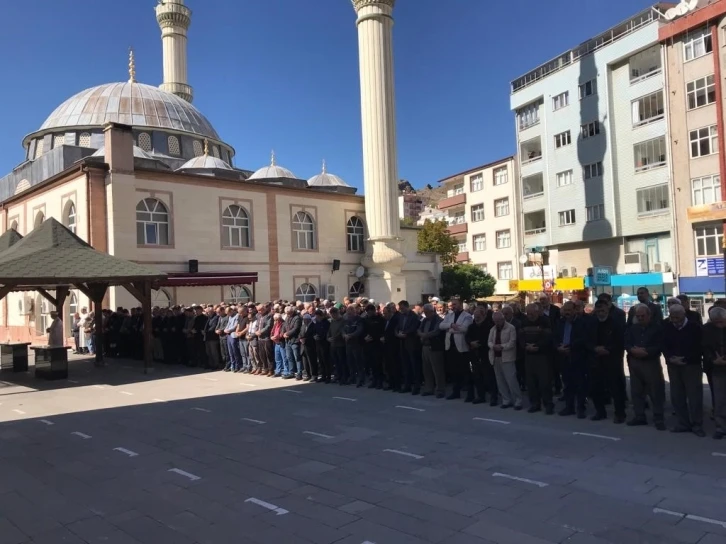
[0,219,166,373]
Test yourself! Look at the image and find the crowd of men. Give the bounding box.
[87,287,725,440]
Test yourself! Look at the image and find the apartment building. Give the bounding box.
[436,157,521,295]
[398,192,425,222]
[661,0,726,305]
[510,4,676,297]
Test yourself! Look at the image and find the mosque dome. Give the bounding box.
[177,142,233,171]
[307,160,352,188]
[24,81,220,147]
[248,151,296,180]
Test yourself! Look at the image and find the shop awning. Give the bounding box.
[157,272,258,287]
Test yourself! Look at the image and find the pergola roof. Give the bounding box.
[0,228,23,252]
[0,218,166,289]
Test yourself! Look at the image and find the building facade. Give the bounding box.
[661,0,726,307]
[510,4,676,297]
[398,192,425,223]
[436,157,521,295]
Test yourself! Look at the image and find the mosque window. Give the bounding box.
[136,198,170,246]
[349,281,365,298]
[63,201,77,234]
[346,216,365,253]
[168,135,180,156]
[295,283,317,303]
[10,220,18,231]
[34,211,45,228]
[212,146,220,159]
[53,134,65,149]
[292,211,316,251]
[78,133,91,148]
[138,132,152,152]
[14,179,30,195]
[222,205,251,248]
[193,140,203,157]
[35,139,45,158]
[152,288,173,308]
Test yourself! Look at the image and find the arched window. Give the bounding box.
[152,289,172,308]
[53,134,65,149]
[35,139,45,158]
[34,211,45,228]
[9,220,18,231]
[222,205,251,248]
[347,216,365,252]
[292,211,315,250]
[14,179,30,196]
[349,281,365,298]
[68,292,78,325]
[63,201,77,234]
[78,132,91,148]
[295,283,317,303]
[168,135,180,156]
[138,132,152,152]
[225,285,252,305]
[193,140,203,157]
[136,198,170,246]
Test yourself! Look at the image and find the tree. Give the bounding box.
[400,217,415,228]
[440,264,496,301]
[417,219,458,266]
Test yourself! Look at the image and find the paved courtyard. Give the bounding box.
[0,357,725,544]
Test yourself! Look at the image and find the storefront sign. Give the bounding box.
[695,257,724,277]
[591,266,612,286]
[522,265,555,280]
[686,202,726,222]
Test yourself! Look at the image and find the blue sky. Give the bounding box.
[0,0,653,191]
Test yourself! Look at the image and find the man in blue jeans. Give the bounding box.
[236,305,251,373]
[283,306,303,379]
[224,307,241,372]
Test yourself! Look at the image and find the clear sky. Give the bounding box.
[0,0,654,192]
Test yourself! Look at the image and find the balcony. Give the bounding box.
[522,173,544,200]
[456,251,470,263]
[520,138,542,166]
[629,46,662,85]
[524,210,547,236]
[447,219,468,235]
[438,192,467,210]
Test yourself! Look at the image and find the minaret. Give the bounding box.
[155,0,193,103]
[352,0,407,300]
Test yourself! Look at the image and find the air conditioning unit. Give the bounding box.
[560,267,569,278]
[663,262,672,272]
[653,262,662,272]
[18,296,34,316]
[624,252,647,274]
[322,284,336,301]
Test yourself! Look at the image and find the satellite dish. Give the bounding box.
[665,0,702,19]
[355,266,366,278]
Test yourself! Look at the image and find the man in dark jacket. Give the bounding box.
[466,307,497,405]
[283,307,303,379]
[553,301,588,418]
[204,307,221,370]
[627,287,664,327]
[256,305,274,376]
[703,306,726,440]
[521,303,553,414]
[363,304,386,389]
[343,305,365,386]
[382,303,402,391]
[587,301,626,422]
[419,303,445,398]
[663,304,704,436]
[396,300,423,394]
[539,294,562,395]
[625,303,665,430]
[313,309,332,383]
[300,314,317,381]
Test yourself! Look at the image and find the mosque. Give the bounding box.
[0,0,440,342]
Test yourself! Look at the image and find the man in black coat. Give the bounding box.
[363,304,386,389]
[539,294,562,395]
[553,301,588,418]
[521,303,554,414]
[396,300,423,394]
[382,303,402,391]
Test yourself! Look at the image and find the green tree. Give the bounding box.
[400,217,415,228]
[417,219,458,266]
[440,264,496,301]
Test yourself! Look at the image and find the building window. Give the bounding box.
[690,125,718,158]
[552,91,569,111]
[695,225,723,257]
[68,293,78,326]
[35,139,45,158]
[448,211,465,225]
[692,175,722,206]
[346,216,365,252]
[558,209,576,226]
[684,26,712,61]
[78,132,91,148]
[636,184,670,216]
[471,204,485,222]
[470,174,483,192]
[497,262,514,280]
[225,285,252,305]
[295,283,317,302]
[586,204,605,222]
[34,211,45,228]
[496,229,511,249]
[556,170,573,187]
[152,288,173,308]
[221,204,251,248]
[447,183,464,197]
[579,78,597,99]
[494,197,510,217]
[63,201,77,234]
[349,281,365,298]
[473,234,486,251]
[493,167,508,186]
[581,121,600,139]
[138,132,152,152]
[517,102,540,130]
[632,91,664,126]
[687,75,716,110]
[193,140,204,157]
[583,162,603,180]
[136,198,170,246]
[634,136,667,172]
[554,130,571,148]
[292,211,316,250]
[53,134,65,149]
[479,264,488,274]
[167,135,180,156]
[457,241,467,253]
[212,146,220,158]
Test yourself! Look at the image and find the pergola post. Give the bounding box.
[55,286,69,320]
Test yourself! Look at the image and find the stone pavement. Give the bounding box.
[0,357,725,544]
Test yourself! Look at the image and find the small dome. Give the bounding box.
[91,145,154,159]
[307,160,351,188]
[248,151,296,180]
[178,153,232,171]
